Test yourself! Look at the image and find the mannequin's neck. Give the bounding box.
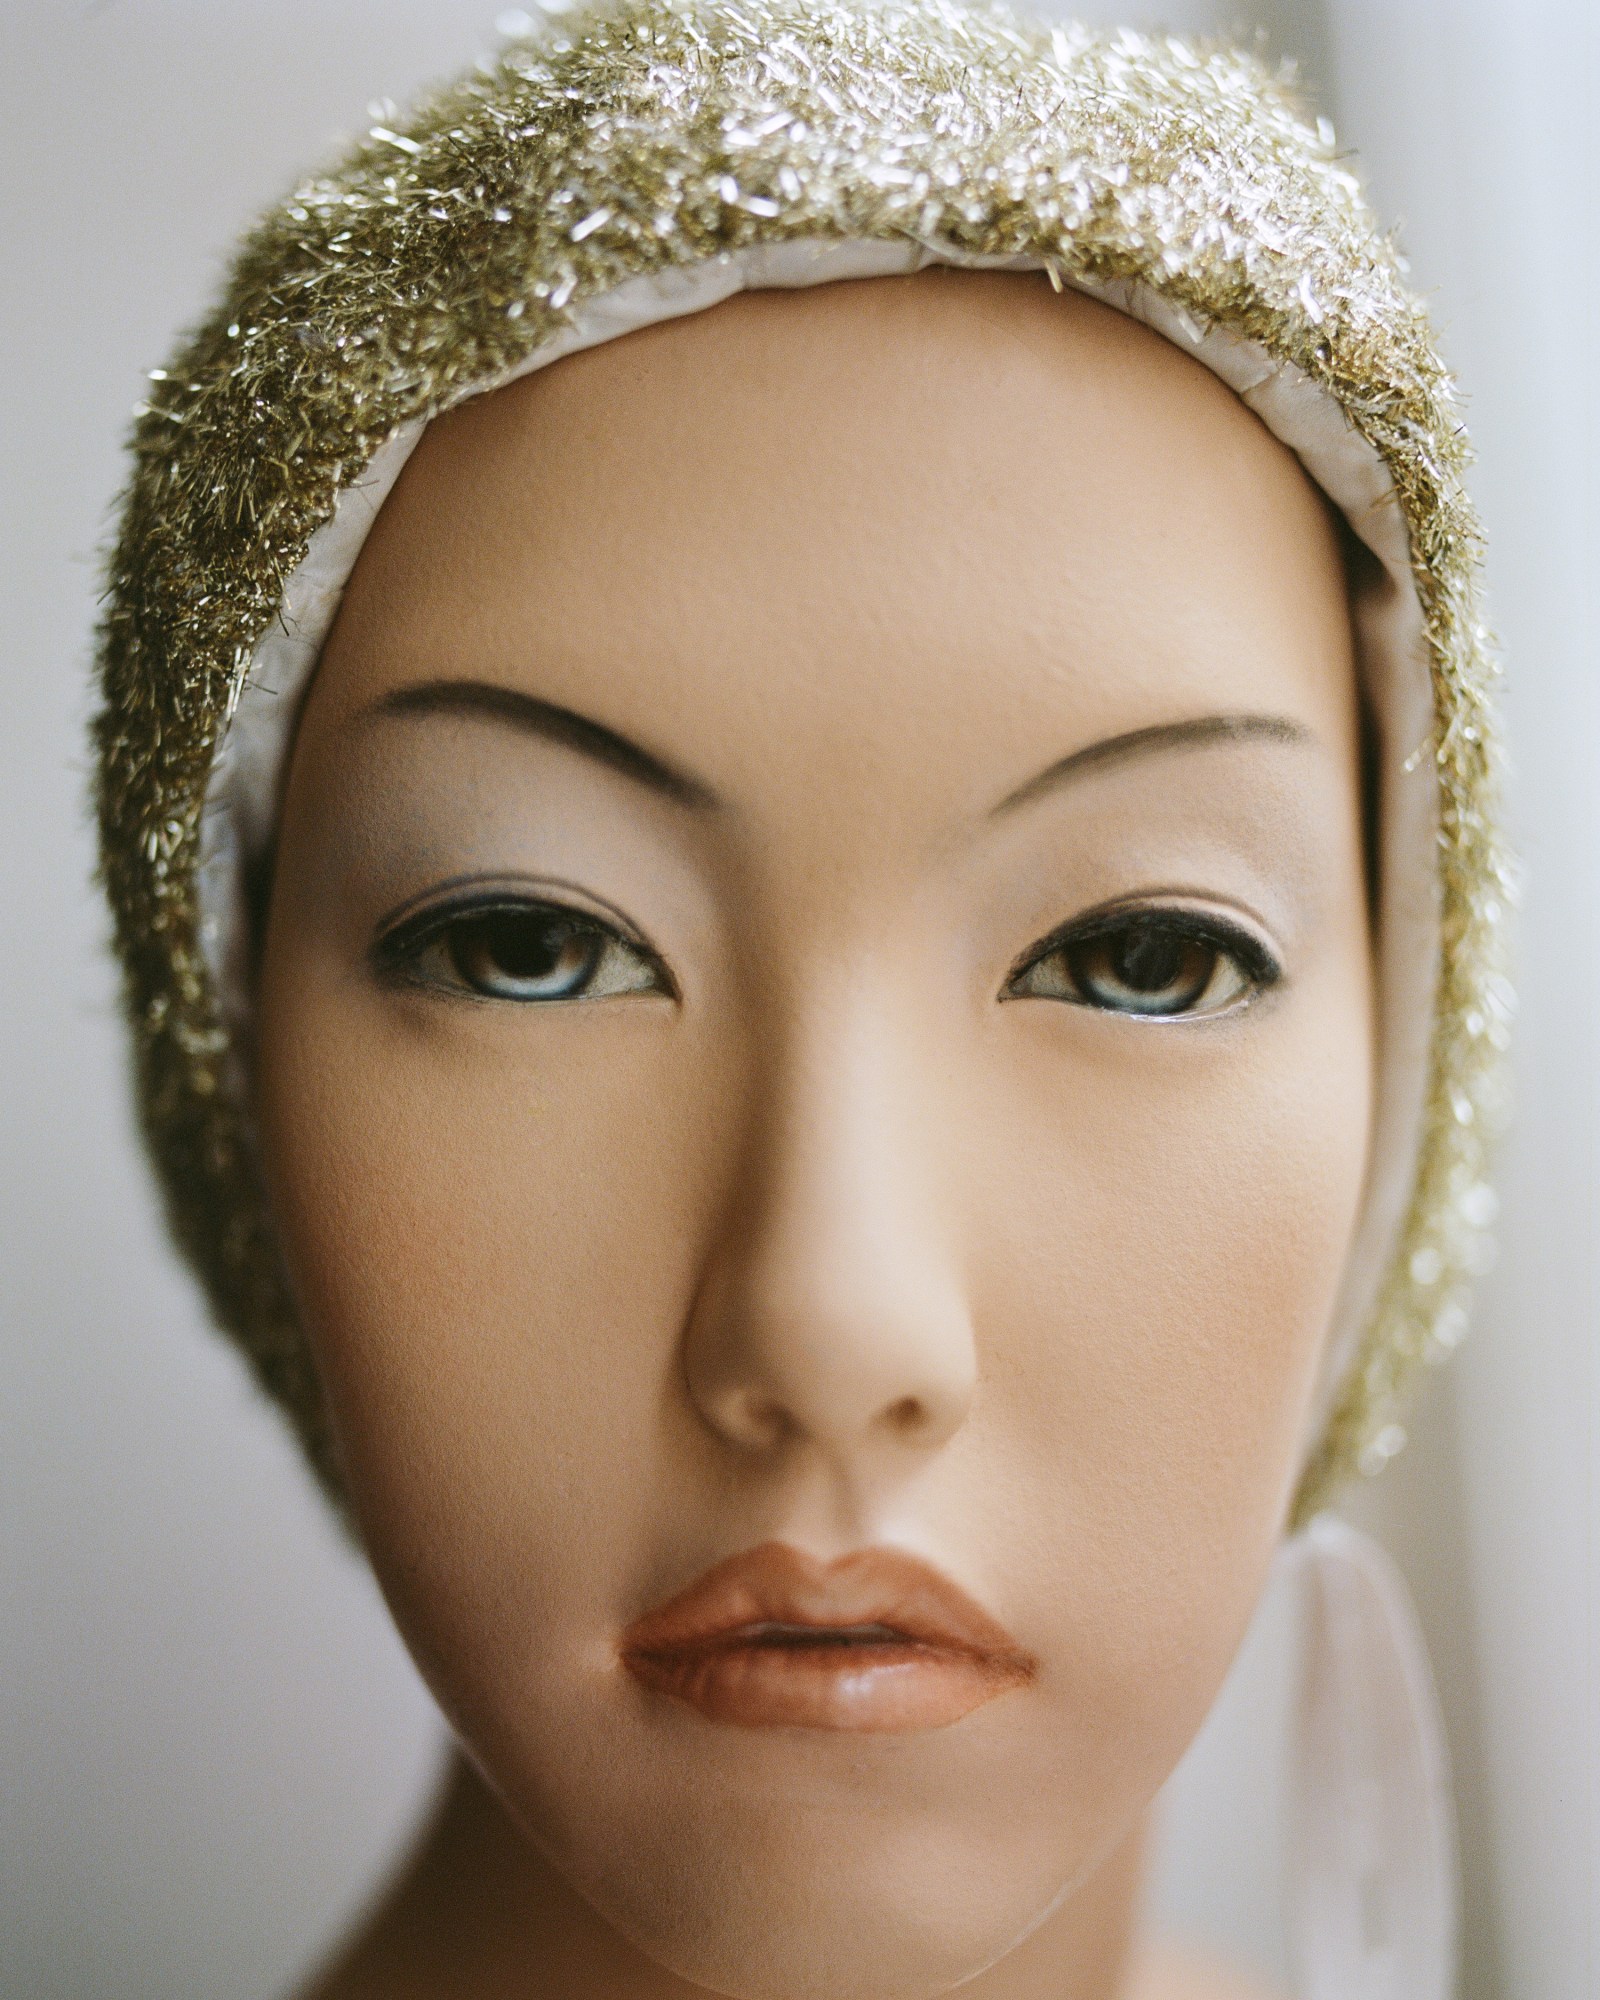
[301,1750,1161,2000]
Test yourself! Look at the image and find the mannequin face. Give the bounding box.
[256,272,1373,1999]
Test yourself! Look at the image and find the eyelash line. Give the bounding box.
[371,882,1281,1016]
[1003,897,1283,996]
[370,880,674,994]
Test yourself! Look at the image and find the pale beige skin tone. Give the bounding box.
[255,272,1374,2000]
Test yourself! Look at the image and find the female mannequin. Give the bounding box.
[94,4,1506,1996]
[261,268,1370,2000]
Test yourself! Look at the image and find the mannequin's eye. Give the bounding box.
[1005,909,1277,1019]
[374,899,668,1003]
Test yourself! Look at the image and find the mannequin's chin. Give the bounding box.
[522,1776,1095,2000]
[581,1860,1062,2000]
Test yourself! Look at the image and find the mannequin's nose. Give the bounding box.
[683,995,977,1470]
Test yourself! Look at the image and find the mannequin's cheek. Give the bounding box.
[960,992,1374,1711]
[254,987,735,1552]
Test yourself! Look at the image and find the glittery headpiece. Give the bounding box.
[95,0,1508,1520]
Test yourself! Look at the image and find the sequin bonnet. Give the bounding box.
[93,0,1509,1518]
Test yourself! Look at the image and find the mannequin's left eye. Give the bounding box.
[374,900,667,1003]
[1005,909,1277,1019]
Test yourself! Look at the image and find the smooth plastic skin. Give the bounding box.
[255,271,1375,2000]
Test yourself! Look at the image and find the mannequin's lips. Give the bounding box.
[619,1542,1035,1731]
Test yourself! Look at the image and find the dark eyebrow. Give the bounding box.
[991,713,1314,817]
[369,679,718,810]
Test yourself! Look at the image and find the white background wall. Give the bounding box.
[2,4,1593,1996]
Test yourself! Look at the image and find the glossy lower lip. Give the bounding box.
[619,1542,1035,1732]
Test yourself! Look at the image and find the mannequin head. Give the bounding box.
[253,270,1373,1998]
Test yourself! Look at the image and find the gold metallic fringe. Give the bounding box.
[93,0,1510,1519]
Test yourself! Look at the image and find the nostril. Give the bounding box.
[880,1395,925,1436]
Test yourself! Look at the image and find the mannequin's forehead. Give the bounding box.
[319,269,1358,807]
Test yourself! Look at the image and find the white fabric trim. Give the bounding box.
[198,239,1438,1430]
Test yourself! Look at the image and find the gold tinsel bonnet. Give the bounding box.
[94,0,1509,1520]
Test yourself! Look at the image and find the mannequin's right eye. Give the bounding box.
[373,899,668,1003]
[1003,904,1279,1020]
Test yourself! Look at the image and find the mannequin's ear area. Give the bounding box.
[1358,680,1382,931]
[228,831,276,1148]
[236,629,327,1016]
[1332,506,1391,639]
[1330,509,1387,933]
[231,808,351,1513]
[242,834,278,994]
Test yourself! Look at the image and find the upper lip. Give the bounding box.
[618,1541,1034,1669]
